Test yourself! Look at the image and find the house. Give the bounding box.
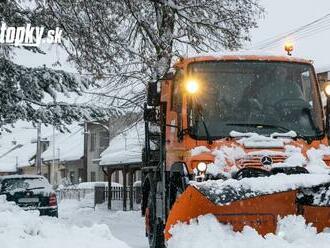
[317,66,330,91]
[0,122,51,177]
[99,121,143,184]
[85,113,141,182]
[0,113,143,188]
[99,121,144,210]
[41,125,84,185]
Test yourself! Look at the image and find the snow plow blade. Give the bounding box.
[164,175,330,240]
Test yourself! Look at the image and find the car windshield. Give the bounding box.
[0,177,47,193]
[187,61,324,139]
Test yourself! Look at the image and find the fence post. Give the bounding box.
[129,169,134,210]
[108,169,113,210]
[94,183,106,207]
[123,167,127,211]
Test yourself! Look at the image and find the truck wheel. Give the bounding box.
[146,193,165,248]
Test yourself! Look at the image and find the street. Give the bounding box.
[58,199,148,248]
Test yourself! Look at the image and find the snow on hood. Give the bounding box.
[192,173,330,205]
[190,133,330,176]
[230,131,296,148]
[168,214,330,248]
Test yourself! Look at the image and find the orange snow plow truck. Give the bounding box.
[142,53,330,248]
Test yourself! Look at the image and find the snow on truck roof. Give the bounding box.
[179,51,312,65]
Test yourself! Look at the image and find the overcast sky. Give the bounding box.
[248,0,330,69]
[14,1,330,71]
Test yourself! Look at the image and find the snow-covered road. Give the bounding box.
[58,199,148,248]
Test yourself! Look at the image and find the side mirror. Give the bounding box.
[147,82,160,106]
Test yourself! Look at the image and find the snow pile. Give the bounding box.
[190,146,211,156]
[231,131,293,148]
[206,146,245,176]
[77,181,123,189]
[192,174,330,205]
[0,196,131,248]
[168,214,330,248]
[190,137,330,176]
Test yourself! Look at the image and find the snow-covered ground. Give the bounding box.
[2,196,330,248]
[0,196,147,248]
[58,199,147,248]
[168,214,330,248]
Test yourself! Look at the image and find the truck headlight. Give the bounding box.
[197,162,207,172]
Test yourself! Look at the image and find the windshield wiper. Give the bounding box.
[226,122,292,134]
[195,104,213,144]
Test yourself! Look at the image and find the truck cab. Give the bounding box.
[142,54,330,248]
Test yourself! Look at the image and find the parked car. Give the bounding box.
[0,175,58,217]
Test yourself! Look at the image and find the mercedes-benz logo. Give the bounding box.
[260,156,273,166]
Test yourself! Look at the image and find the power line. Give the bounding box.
[261,21,330,50]
[252,13,330,49]
[250,13,330,50]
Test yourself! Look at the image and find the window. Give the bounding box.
[60,169,66,178]
[90,132,96,151]
[90,171,96,182]
[171,69,183,111]
[78,169,84,182]
[69,171,75,184]
[188,61,323,138]
[99,131,109,148]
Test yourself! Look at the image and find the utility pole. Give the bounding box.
[36,123,42,175]
[83,122,88,182]
[52,126,56,184]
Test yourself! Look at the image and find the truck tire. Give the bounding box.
[146,192,165,248]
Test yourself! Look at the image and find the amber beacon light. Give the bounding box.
[284,42,294,56]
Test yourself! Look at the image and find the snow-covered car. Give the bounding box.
[0,175,58,217]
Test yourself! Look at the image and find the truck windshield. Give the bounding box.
[187,61,324,139]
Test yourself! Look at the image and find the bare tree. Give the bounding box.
[36,0,264,108]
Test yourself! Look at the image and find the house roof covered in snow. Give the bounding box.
[0,122,83,172]
[0,121,54,172]
[99,122,144,166]
[42,125,84,162]
[316,65,330,74]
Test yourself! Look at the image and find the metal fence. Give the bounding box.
[56,186,141,206]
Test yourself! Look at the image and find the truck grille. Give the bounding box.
[236,155,287,168]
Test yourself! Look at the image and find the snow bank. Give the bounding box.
[0,195,131,248]
[192,173,330,205]
[77,181,123,189]
[168,214,330,248]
